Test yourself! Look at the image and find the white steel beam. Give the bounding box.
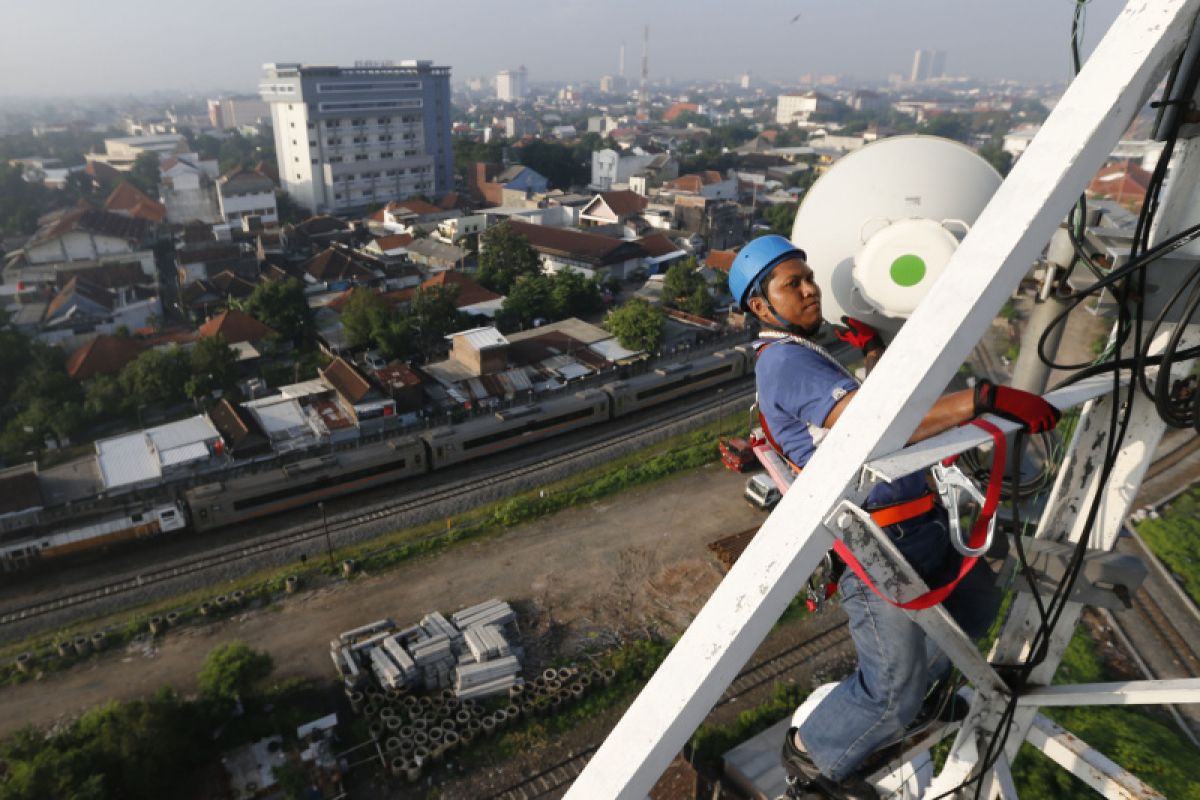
[1016,679,1200,707]
[567,3,1200,797]
[1025,713,1167,799]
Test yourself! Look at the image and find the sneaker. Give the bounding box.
[780,728,881,800]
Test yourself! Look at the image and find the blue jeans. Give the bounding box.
[797,509,1001,781]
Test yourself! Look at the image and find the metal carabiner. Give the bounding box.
[931,463,995,558]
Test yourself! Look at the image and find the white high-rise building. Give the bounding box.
[260,61,454,214]
[496,66,528,102]
[910,49,946,82]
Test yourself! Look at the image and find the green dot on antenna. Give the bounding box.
[890,254,926,287]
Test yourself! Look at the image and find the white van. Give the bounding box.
[745,473,781,511]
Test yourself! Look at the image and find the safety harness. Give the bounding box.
[751,334,1005,611]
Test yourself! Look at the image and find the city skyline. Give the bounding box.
[0,0,1125,97]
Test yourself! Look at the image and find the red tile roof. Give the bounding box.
[387,198,443,217]
[28,207,154,249]
[372,233,414,251]
[505,220,646,267]
[104,182,167,222]
[636,233,682,258]
[705,250,737,272]
[46,276,114,319]
[196,309,276,344]
[320,357,374,404]
[305,247,379,283]
[663,102,700,122]
[1087,160,1151,208]
[65,335,146,380]
[374,361,422,388]
[583,190,647,220]
[421,271,501,307]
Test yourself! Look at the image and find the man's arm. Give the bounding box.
[822,389,976,445]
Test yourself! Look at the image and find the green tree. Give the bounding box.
[550,269,603,319]
[501,273,553,329]
[186,335,239,401]
[684,284,715,319]
[339,288,390,349]
[84,374,131,419]
[120,346,190,406]
[478,222,542,294]
[241,278,312,345]
[979,141,1014,177]
[128,152,161,197]
[662,258,705,308]
[607,298,665,353]
[763,202,799,238]
[409,285,466,343]
[197,641,274,704]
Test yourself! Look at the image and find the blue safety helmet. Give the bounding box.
[729,235,808,312]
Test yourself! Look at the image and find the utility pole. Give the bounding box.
[639,25,649,121]
[318,501,334,571]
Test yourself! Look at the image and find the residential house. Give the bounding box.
[774,92,836,126]
[87,134,189,171]
[504,220,647,281]
[160,155,221,224]
[448,327,509,376]
[628,154,679,196]
[673,195,745,252]
[41,276,160,344]
[578,191,648,232]
[208,398,272,457]
[363,233,414,259]
[284,215,356,256]
[1087,160,1151,211]
[374,198,460,234]
[591,148,657,192]
[103,182,167,223]
[417,271,503,319]
[217,167,278,227]
[636,233,689,274]
[197,308,280,370]
[406,238,468,273]
[65,334,147,381]
[661,171,737,201]
[318,357,396,429]
[21,207,156,268]
[468,163,553,207]
[303,245,383,287]
[372,361,425,412]
[176,240,257,286]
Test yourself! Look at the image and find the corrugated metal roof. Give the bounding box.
[449,326,509,350]
[247,397,310,437]
[590,338,643,362]
[501,367,534,392]
[147,416,218,452]
[279,379,330,399]
[96,433,160,489]
[158,441,211,467]
[555,362,592,381]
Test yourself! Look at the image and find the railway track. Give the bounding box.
[0,383,756,632]
[482,618,853,800]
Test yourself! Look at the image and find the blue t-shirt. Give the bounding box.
[754,337,928,508]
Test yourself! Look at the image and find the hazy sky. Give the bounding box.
[0,0,1126,97]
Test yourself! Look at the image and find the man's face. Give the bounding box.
[747,257,822,331]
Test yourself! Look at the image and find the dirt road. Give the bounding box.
[2,463,766,737]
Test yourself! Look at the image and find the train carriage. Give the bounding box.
[604,348,747,418]
[421,389,611,470]
[187,435,427,532]
[0,503,187,571]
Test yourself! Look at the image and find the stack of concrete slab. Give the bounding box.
[381,635,417,687]
[420,612,463,653]
[338,618,395,644]
[455,654,522,700]
[410,632,456,690]
[463,624,512,663]
[451,599,516,630]
[369,647,405,689]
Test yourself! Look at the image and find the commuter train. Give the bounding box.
[0,347,751,569]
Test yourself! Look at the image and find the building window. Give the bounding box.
[309,141,316,147]
[355,154,369,161]
[296,173,301,179]
[380,152,393,159]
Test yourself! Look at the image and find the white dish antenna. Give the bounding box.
[791,135,1002,338]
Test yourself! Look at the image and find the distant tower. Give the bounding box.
[740,72,751,90]
[639,25,649,120]
[910,49,933,82]
[931,50,947,79]
[619,42,626,79]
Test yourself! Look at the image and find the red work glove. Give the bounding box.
[832,316,884,356]
[974,380,1061,433]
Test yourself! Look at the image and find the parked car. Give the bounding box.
[745,473,782,511]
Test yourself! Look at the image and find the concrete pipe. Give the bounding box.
[14,653,32,673]
[602,668,616,686]
[547,679,562,693]
[55,641,71,658]
[509,683,525,700]
[199,602,213,617]
[349,692,365,713]
[165,611,181,626]
[385,737,402,753]
[342,559,356,577]
[549,695,563,711]
[363,703,378,718]
[427,726,445,744]
[215,595,228,609]
[399,725,415,740]
[90,632,106,651]
[386,717,402,732]
[400,738,415,756]
[390,756,405,777]
[404,759,422,783]
[429,742,445,765]
[505,703,521,720]
[412,746,430,769]
[368,722,383,741]
[231,590,245,606]
[413,731,429,748]
[541,668,558,682]
[578,674,592,690]
[521,701,536,718]
[571,684,585,702]
[440,716,456,733]
[459,729,475,748]
[386,688,401,702]
[455,709,471,726]
[480,716,496,737]
[410,717,428,732]
[443,730,460,753]
[556,667,571,681]
[444,698,460,712]
[379,706,396,720]
[73,636,92,656]
[466,718,481,736]
[461,698,479,715]
[440,688,455,702]
[148,616,165,636]
[285,575,299,594]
